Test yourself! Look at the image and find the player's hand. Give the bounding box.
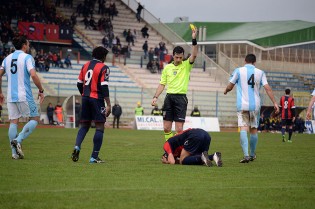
[306,111,311,120]
[38,93,45,104]
[292,117,296,122]
[0,93,4,105]
[105,105,111,117]
[151,97,157,106]
[192,27,197,39]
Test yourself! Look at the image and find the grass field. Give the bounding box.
[0,126,314,209]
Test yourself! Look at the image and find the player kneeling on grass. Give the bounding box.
[161,128,222,167]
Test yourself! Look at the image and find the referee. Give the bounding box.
[151,27,198,141]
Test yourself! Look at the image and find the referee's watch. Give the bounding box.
[39,89,44,93]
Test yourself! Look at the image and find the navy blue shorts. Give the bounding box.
[162,94,188,122]
[281,119,293,126]
[80,97,106,123]
[183,129,211,155]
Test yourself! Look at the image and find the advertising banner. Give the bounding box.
[135,116,220,132]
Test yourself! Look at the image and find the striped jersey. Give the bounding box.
[229,64,268,111]
[1,50,35,102]
[77,59,110,99]
[279,95,295,119]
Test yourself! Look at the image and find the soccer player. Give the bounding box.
[306,88,315,121]
[224,54,279,163]
[161,128,222,167]
[0,35,45,159]
[71,46,111,163]
[279,89,296,142]
[151,26,198,141]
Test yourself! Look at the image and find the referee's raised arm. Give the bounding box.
[189,26,198,63]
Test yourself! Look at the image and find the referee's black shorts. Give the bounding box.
[162,94,188,122]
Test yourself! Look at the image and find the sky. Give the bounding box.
[138,0,315,23]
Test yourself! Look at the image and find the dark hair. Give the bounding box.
[92,46,109,61]
[285,88,291,95]
[245,54,256,64]
[12,35,28,50]
[173,46,184,56]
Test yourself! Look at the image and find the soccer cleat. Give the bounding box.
[287,140,292,143]
[201,151,212,167]
[213,152,223,167]
[249,154,257,161]
[89,157,105,163]
[282,136,286,142]
[12,154,20,160]
[11,140,24,159]
[71,148,80,162]
[239,156,250,163]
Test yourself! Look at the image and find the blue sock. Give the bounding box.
[182,155,203,165]
[250,134,258,157]
[281,128,285,136]
[8,123,18,155]
[16,120,38,143]
[91,130,104,159]
[75,126,90,148]
[240,131,249,157]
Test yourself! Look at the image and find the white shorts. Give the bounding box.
[7,101,39,120]
[237,110,259,128]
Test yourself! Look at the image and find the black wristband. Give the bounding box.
[39,89,44,93]
[153,96,158,99]
[192,39,197,45]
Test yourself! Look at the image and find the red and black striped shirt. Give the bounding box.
[279,95,296,119]
[77,59,110,99]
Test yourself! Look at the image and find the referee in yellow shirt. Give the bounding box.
[151,26,198,141]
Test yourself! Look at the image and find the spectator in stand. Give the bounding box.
[135,102,144,116]
[102,35,109,48]
[136,2,143,22]
[148,47,154,63]
[121,45,131,59]
[141,25,149,39]
[151,104,162,116]
[112,101,122,129]
[126,29,135,46]
[147,58,159,73]
[55,102,63,126]
[71,12,77,26]
[191,105,201,117]
[123,29,128,38]
[142,40,148,59]
[82,17,90,29]
[57,54,64,68]
[258,113,266,132]
[64,54,72,68]
[47,103,55,125]
[109,2,118,20]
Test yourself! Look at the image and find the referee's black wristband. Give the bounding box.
[192,39,197,45]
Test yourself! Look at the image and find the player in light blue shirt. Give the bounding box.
[0,35,45,160]
[224,54,279,163]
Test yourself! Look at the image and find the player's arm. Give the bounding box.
[151,84,165,106]
[306,96,315,120]
[224,82,235,95]
[189,26,198,64]
[30,69,45,104]
[291,99,296,121]
[0,67,4,104]
[263,84,279,114]
[162,142,176,164]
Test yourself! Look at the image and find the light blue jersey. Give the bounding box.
[1,50,35,102]
[229,64,268,111]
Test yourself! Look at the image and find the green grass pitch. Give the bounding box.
[0,127,314,209]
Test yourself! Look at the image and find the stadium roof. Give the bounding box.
[166,20,315,47]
